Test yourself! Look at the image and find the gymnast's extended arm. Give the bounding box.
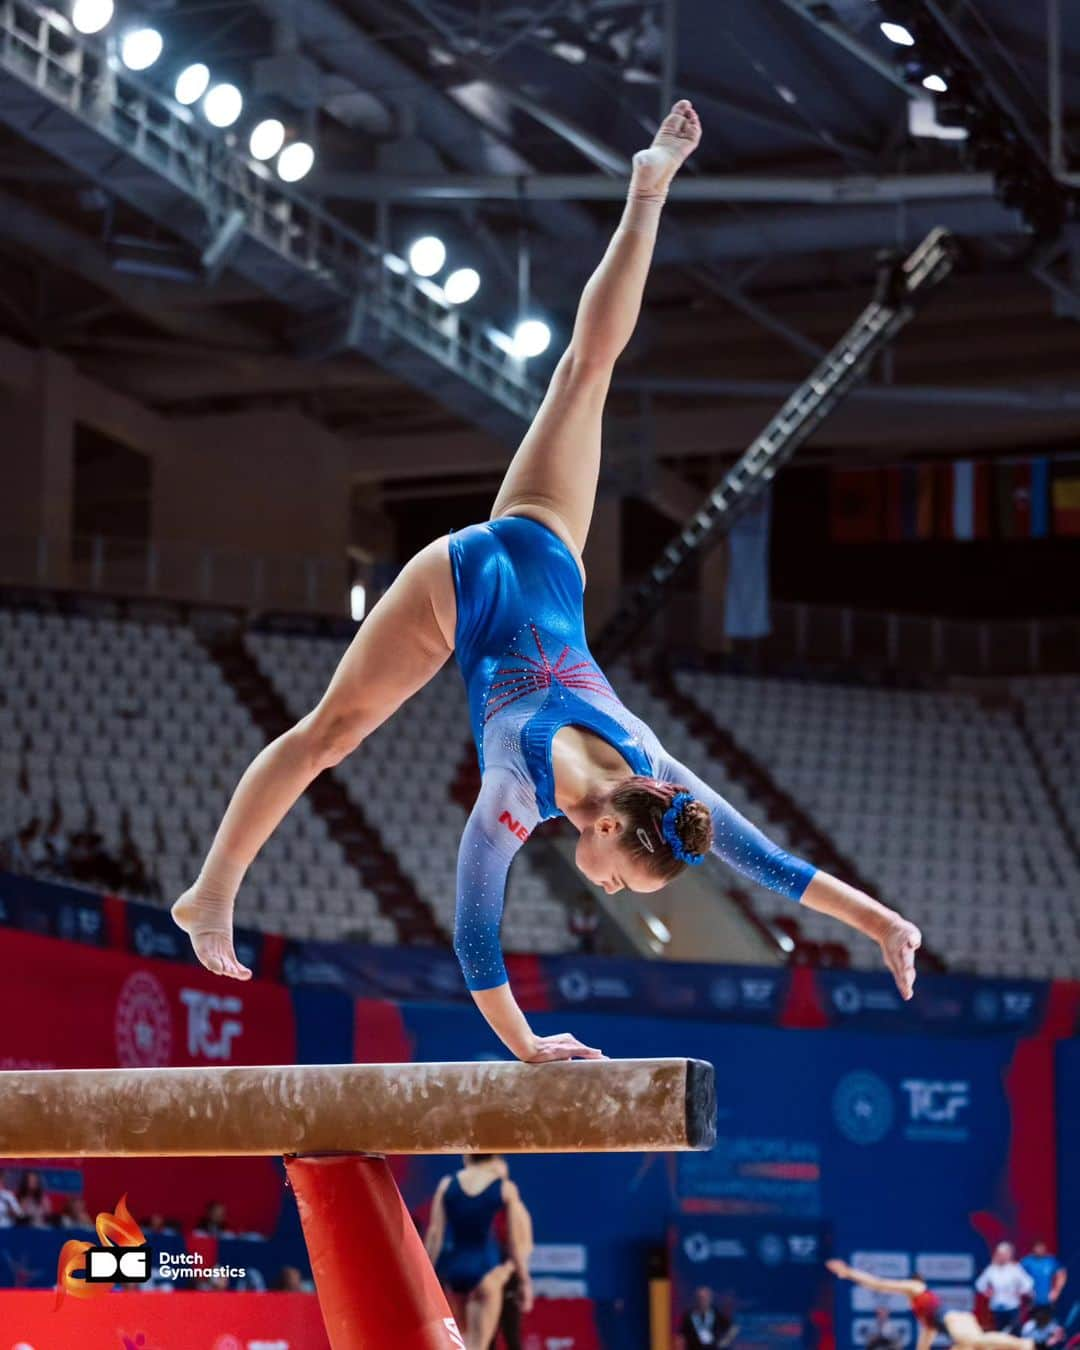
[654,750,922,999]
[454,770,603,1062]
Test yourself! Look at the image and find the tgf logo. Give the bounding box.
[180,988,243,1059]
[901,1079,970,1122]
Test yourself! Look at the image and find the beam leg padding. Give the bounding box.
[287,1153,461,1350]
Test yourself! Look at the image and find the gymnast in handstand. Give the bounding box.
[173,101,922,1061]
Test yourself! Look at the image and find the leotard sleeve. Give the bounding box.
[652,749,817,900]
[454,768,542,991]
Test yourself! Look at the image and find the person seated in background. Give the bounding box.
[16,1170,51,1228]
[194,1199,233,1237]
[1022,1241,1068,1317]
[977,1243,1035,1331]
[117,835,155,898]
[42,806,69,875]
[8,817,45,875]
[1020,1307,1066,1347]
[677,1286,735,1349]
[0,1176,23,1227]
[568,896,601,955]
[142,1211,181,1235]
[275,1265,314,1292]
[57,1195,92,1229]
[866,1306,904,1350]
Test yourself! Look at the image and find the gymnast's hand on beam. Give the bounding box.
[521,1032,605,1063]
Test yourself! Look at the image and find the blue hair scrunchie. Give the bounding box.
[661,792,706,866]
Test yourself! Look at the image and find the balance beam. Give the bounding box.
[0,1057,715,1157]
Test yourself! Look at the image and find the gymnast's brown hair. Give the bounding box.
[610,776,713,882]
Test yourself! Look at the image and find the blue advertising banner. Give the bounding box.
[0,872,105,947]
[816,968,1049,1038]
[669,1215,832,1348]
[1056,1041,1080,1294]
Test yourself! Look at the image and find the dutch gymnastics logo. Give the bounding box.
[115,971,173,1068]
[832,1070,894,1145]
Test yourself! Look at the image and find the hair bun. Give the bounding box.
[678,799,712,855]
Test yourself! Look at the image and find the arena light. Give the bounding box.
[203,83,243,129]
[880,21,915,46]
[350,584,366,622]
[249,118,286,162]
[120,28,163,71]
[175,63,210,106]
[71,0,114,34]
[922,73,948,93]
[407,235,446,278]
[512,318,552,359]
[276,141,315,183]
[443,267,481,305]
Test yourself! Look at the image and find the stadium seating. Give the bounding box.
[668,668,1080,980]
[0,608,395,944]
[3,601,1076,977]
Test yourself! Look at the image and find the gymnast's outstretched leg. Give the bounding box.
[172,538,456,977]
[490,98,701,562]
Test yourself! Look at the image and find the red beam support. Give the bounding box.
[287,1153,464,1350]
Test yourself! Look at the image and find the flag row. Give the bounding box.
[830,457,1080,543]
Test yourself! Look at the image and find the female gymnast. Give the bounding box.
[172,100,922,1061]
[424,1154,533,1350]
[827,1259,1035,1350]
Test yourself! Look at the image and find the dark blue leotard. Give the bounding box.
[448,515,817,991]
[438,1174,505,1295]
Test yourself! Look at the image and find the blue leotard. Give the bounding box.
[437,1174,505,1294]
[448,515,817,991]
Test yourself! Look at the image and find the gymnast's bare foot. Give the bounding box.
[630,98,702,199]
[172,889,252,981]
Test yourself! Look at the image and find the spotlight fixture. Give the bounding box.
[407,236,447,278]
[203,83,243,129]
[922,73,948,93]
[120,28,163,71]
[71,0,114,34]
[443,268,481,305]
[880,21,915,46]
[276,141,315,183]
[512,319,552,359]
[249,119,286,162]
[175,63,210,106]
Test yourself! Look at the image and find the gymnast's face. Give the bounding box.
[575,815,666,895]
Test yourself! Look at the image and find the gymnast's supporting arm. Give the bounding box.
[424,1176,450,1266]
[503,1178,535,1313]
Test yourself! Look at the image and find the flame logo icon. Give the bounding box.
[55,1194,148,1309]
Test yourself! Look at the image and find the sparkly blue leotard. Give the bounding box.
[448,515,816,991]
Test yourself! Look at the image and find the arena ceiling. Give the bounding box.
[1,0,1079,498]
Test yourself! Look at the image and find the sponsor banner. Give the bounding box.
[2,1290,329,1347]
[0,871,107,947]
[816,969,1048,1037]
[0,927,294,1071]
[1057,1041,1080,1274]
[670,1215,832,1348]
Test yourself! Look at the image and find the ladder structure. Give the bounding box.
[593,227,957,662]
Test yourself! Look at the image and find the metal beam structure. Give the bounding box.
[0,1,544,442]
[594,229,957,662]
[773,0,914,95]
[315,171,996,203]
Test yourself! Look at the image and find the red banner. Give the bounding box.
[521,1298,601,1349]
[4,1290,328,1347]
[0,928,297,1234]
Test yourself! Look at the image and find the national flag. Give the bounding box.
[952,460,974,539]
[1030,457,1050,538]
[996,460,1032,539]
[915,463,935,539]
[725,489,772,639]
[883,466,904,541]
[935,461,954,539]
[830,470,883,543]
[1051,464,1080,536]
